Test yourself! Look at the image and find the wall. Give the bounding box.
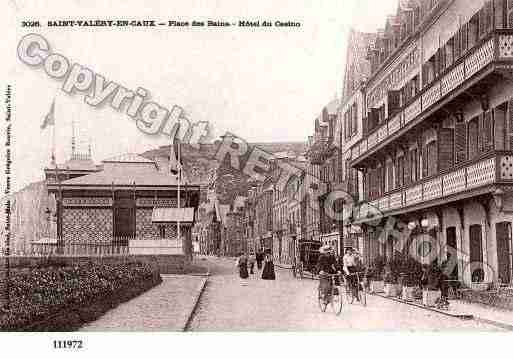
[136,208,178,239]
[62,208,112,242]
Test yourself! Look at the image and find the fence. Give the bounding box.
[0,236,186,258]
[1,237,133,258]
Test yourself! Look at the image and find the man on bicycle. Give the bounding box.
[343,247,359,301]
[317,245,339,301]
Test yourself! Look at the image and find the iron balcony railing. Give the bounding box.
[351,29,513,165]
[354,152,513,221]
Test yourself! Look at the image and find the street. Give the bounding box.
[188,256,503,331]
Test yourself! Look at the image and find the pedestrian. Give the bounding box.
[248,252,256,274]
[261,251,276,280]
[236,252,249,284]
[256,249,264,270]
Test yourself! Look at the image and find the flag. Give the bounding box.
[169,134,182,176]
[41,99,55,130]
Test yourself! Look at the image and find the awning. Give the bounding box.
[152,207,195,223]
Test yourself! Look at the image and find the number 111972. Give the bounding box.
[53,340,83,349]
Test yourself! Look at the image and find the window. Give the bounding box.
[410,148,418,182]
[351,103,358,136]
[468,117,479,159]
[159,225,166,239]
[396,155,405,188]
[469,224,484,282]
[469,14,480,48]
[445,38,454,68]
[386,160,394,192]
[426,140,438,177]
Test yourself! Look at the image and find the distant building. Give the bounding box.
[45,146,200,257]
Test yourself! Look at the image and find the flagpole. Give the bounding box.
[177,136,181,244]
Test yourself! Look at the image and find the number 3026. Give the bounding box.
[53,340,83,349]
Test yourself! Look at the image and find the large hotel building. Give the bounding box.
[338,0,513,286]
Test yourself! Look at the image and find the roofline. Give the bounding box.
[47,184,201,191]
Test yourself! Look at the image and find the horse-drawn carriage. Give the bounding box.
[293,241,322,279]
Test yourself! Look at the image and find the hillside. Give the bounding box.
[142,141,307,204]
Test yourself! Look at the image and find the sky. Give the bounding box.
[2,0,398,191]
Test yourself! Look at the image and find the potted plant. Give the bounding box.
[368,256,385,293]
[421,262,442,307]
[383,264,400,297]
[470,269,490,291]
[401,256,422,301]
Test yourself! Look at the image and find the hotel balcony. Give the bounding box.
[353,152,513,222]
[351,29,513,167]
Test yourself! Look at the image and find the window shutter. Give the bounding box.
[365,171,371,200]
[494,104,506,150]
[387,90,401,119]
[478,114,485,153]
[396,156,402,188]
[428,141,438,176]
[508,0,513,28]
[379,165,385,195]
[509,99,513,150]
[494,0,506,29]
[461,23,468,53]
[352,103,358,136]
[454,31,461,59]
[422,142,428,178]
[422,63,428,88]
[455,121,467,163]
[387,161,394,192]
[468,118,479,159]
[479,8,487,38]
[438,128,454,171]
[439,46,446,73]
[483,110,493,151]
[347,160,353,194]
[485,1,494,33]
[434,50,440,78]
[404,151,411,186]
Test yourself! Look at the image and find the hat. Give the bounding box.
[319,245,333,254]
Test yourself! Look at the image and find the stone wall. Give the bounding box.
[62,208,113,242]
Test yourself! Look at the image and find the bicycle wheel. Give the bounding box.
[360,284,367,307]
[345,283,354,304]
[318,287,327,312]
[331,286,343,315]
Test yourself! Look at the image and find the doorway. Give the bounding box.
[113,194,135,240]
[469,224,484,282]
[496,222,512,284]
[446,227,458,279]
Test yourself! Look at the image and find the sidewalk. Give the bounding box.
[450,300,513,329]
[80,274,207,331]
[372,292,513,330]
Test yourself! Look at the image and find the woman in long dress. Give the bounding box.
[236,253,249,280]
[261,253,276,280]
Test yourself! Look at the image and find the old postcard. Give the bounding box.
[1,0,513,356]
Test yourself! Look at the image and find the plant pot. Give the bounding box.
[402,286,416,301]
[422,289,441,307]
[471,282,490,292]
[370,280,384,293]
[384,283,400,297]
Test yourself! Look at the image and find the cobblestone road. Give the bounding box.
[189,257,502,331]
[81,274,205,331]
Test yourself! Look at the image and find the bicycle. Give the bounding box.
[344,271,367,307]
[317,273,343,315]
